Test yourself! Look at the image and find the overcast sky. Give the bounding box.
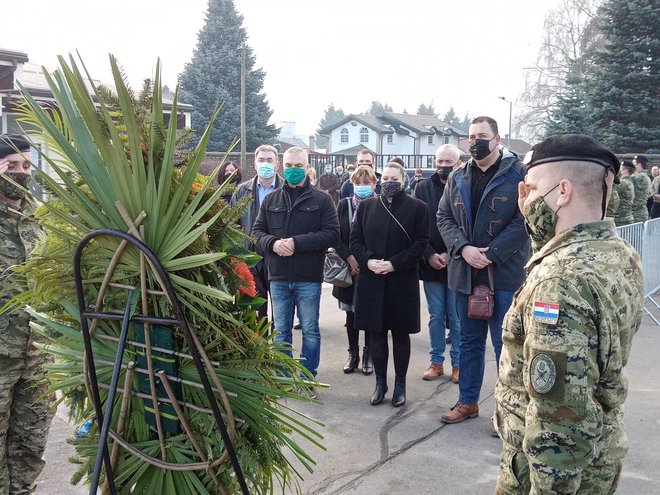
[4,0,560,139]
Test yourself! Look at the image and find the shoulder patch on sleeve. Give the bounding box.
[533,301,560,324]
[530,352,558,394]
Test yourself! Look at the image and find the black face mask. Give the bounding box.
[436,167,452,180]
[469,138,494,161]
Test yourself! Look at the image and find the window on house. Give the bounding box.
[359,127,369,143]
[340,128,349,143]
[386,134,393,144]
[428,135,434,145]
[444,135,450,144]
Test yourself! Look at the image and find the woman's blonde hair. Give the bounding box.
[351,165,378,184]
[383,161,406,180]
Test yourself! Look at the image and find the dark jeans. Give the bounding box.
[456,290,515,404]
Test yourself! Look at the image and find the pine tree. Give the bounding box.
[366,101,393,115]
[442,107,461,128]
[179,0,278,152]
[416,101,437,116]
[588,0,660,152]
[315,103,345,148]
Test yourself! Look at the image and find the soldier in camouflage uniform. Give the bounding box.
[494,135,644,494]
[613,162,635,226]
[630,155,651,223]
[0,135,54,495]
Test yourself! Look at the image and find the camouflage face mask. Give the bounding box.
[0,173,31,200]
[523,183,561,250]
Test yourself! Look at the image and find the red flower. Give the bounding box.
[230,257,256,297]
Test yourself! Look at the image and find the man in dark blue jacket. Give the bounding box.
[437,117,529,426]
[253,147,339,381]
[413,144,462,384]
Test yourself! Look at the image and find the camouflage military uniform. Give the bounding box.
[613,177,635,226]
[494,219,644,494]
[604,186,619,220]
[0,199,54,495]
[630,171,651,223]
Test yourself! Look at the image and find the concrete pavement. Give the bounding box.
[35,284,660,494]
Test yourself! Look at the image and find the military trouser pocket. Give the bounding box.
[496,444,530,495]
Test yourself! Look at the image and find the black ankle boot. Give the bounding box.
[392,377,406,407]
[362,346,374,375]
[370,375,388,405]
[343,347,360,373]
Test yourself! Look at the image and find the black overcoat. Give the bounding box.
[349,190,430,334]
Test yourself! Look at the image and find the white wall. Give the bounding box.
[329,121,378,153]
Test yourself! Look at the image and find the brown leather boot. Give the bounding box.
[441,401,479,424]
[451,366,459,384]
[422,363,444,381]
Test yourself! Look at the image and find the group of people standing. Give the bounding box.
[609,155,659,224]
[229,115,647,493]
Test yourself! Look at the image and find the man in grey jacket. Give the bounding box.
[437,116,529,427]
[230,144,283,321]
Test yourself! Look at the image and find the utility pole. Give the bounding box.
[240,45,247,172]
[498,96,513,148]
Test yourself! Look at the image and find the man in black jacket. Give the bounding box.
[437,117,529,426]
[413,144,462,384]
[253,147,339,380]
[230,144,283,321]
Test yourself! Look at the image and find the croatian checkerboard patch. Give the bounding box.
[533,301,560,324]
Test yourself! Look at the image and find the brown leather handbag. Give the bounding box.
[467,265,494,320]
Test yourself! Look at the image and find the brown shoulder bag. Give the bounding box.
[467,265,494,320]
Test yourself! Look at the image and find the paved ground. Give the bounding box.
[35,284,660,494]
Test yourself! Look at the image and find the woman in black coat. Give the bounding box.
[350,162,430,407]
[332,166,379,375]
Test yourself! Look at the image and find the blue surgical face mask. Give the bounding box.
[353,185,373,199]
[257,163,275,179]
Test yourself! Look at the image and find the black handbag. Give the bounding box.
[324,199,354,288]
[324,248,352,287]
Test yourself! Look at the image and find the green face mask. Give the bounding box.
[523,183,561,250]
[284,167,306,185]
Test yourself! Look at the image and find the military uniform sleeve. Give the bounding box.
[521,275,602,494]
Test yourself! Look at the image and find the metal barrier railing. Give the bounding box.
[618,218,660,325]
[615,221,645,257]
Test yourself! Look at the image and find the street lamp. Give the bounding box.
[498,96,513,149]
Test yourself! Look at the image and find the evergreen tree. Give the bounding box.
[315,103,345,148]
[442,106,461,128]
[366,101,393,115]
[179,0,278,152]
[588,0,660,152]
[544,64,597,137]
[416,101,437,116]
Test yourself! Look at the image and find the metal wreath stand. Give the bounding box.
[73,219,249,494]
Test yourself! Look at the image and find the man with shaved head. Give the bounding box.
[494,134,644,494]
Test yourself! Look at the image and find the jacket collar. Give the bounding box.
[526,219,617,269]
[464,149,518,181]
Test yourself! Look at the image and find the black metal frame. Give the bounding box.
[73,228,249,495]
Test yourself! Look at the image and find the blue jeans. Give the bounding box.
[423,281,460,367]
[456,290,514,404]
[270,281,322,377]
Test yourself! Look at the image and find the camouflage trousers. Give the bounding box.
[0,349,54,495]
[494,443,622,495]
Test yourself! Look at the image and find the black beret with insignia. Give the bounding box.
[0,134,31,159]
[524,134,620,176]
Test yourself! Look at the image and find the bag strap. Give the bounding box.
[471,265,494,291]
[347,199,353,230]
[379,196,411,244]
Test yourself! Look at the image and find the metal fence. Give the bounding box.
[618,218,660,324]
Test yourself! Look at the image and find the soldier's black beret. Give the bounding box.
[621,160,635,173]
[524,134,620,176]
[0,134,31,159]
